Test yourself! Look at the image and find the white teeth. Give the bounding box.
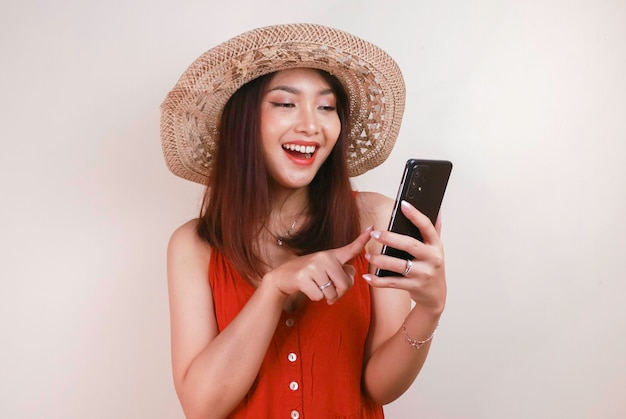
[283,144,316,155]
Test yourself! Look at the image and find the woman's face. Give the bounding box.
[260,68,341,190]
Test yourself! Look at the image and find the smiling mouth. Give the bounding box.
[282,144,316,159]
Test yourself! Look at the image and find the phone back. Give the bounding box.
[377,159,452,276]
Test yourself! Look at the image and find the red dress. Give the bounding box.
[209,249,385,419]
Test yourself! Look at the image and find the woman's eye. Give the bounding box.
[270,102,295,108]
[319,105,336,111]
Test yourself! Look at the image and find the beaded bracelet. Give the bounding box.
[402,322,439,350]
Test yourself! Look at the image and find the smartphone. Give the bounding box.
[376,159,453,277]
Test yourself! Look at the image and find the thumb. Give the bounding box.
[334,226,373,265]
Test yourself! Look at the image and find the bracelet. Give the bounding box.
[402,322,439,350]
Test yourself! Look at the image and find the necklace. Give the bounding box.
[263,217,299,247]
[276,219,298,246]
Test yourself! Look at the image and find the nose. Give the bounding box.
[295,105,320,135]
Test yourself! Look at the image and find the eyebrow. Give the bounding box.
[267,85,334,96]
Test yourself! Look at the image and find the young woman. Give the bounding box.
[161,24,447,418]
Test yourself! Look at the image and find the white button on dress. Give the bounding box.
[289,381,299,391]
[288,352,297,362]
[286,318,295,327]
[290,410,300,418]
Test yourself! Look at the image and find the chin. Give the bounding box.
[279,172,317,189]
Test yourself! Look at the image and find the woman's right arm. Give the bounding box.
[167,220,371,418]
[167,220,287,419]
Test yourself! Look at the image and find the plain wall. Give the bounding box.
[1,0,625,418]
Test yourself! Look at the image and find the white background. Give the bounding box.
[1,0,625,418]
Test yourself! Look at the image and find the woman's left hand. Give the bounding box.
[364,200,447,315]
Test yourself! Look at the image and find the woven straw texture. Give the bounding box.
[160,23,406,184]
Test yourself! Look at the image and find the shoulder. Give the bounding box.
[355,191,394,231]
[168,219,210,250]
[355,191,394,255]
[167,219,212,278]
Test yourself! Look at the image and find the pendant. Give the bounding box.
[277,237,284,246]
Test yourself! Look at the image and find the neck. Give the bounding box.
[261,186,309,247]
[269,186,309,219]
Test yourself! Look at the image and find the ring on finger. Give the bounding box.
[319,280,333,291]
[402,259,413,277]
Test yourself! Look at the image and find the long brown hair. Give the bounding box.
[197,70,360,280]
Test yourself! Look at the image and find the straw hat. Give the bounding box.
[160,23,405,184]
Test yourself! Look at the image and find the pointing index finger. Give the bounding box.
[334,226,373,265]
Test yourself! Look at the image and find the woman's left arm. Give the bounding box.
[359,193,447,405]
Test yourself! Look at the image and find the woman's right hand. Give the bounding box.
[263,226,372,305]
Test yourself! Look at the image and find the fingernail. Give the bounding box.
[362,274,372,282]
[401,200,413,209]
[364,253,371,261]
[370,231,381,240]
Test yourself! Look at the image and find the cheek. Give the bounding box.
[328,116,341,144]
[260,111,288,139]
[259,113,278,144]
